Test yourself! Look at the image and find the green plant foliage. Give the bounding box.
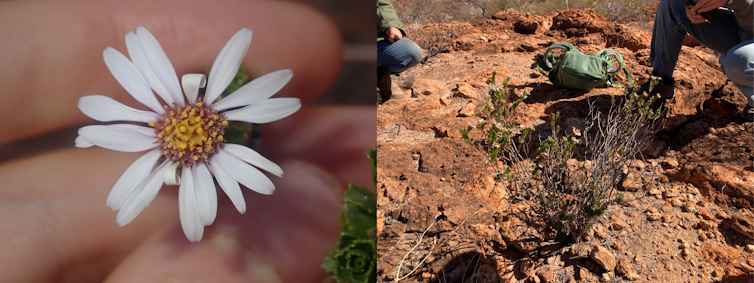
[323,149,377,283]
[461,71,662,240]
[323,235,376,283]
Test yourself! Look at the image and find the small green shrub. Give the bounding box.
[463,71,662,240]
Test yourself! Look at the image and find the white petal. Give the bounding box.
[164,162,182,186]
[204,28,252,104]
[223,143,283,177]
[103,47,165,114]
[179,165,204,242]
[182,73,206,104]
[126,31,176,106]
[116,160,172,226]
[134,27,184,105]
[213,69,293,111]
[214,149,274,195]
[78,95,160,123]
[111,124,157,137]
[75,136,94,148]
[223,98,301,124]
[106,149,162,211]
[78,125,158,152]
[209,157,246,214]
[193,162,217,226]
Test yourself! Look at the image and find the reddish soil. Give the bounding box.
[377,8,753,283]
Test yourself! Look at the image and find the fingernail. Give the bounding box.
[211,160,342,283]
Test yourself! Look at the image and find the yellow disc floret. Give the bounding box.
[150,102,228,166]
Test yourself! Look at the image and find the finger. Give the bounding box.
[104,160,342,283]
[0,148,178,283]
[692,0,705,13]
[258,106,377,189]
[0,0,343,145]
[685,8,702,23]
[689,13,705,24]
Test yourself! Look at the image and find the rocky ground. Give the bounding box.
[376,8,754,283]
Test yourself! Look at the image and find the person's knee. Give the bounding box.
[720,40,754,87]
[395,38,422,70]
[404,39,423,64]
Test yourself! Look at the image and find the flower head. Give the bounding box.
[76,26,301,242]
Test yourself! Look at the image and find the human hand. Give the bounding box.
[686,0,726,24]
[386,26,403,42]
[0,0,375,282]
[686,7,709,24]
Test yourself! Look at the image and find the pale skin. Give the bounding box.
[686,0,728,23]
[386,26,403,42]
[0,0,374,282]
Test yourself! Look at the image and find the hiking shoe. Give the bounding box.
[377,73,405,102]
[378,72,392,102]
[636,76,675,100]
[742,105,754,122]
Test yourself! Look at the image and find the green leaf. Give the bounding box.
[323,148,377,283]
[341,185,377,240]
[323,234,376,283]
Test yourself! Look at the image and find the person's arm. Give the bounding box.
[377,0,406,42]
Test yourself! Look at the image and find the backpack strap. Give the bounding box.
[595,49,634,87]
[595,49,623,73]
[543,43,577,69]
[534,43,577,76]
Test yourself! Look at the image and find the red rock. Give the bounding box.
[500,215,544,253]
[696,209,714,220]
[661,202,673,212]
[731,209,754,238]
[439,97,451,106]
[590,245,616,271]
[458,102,476,117]
[701,244,741,262]
[412,78,446,96]
[536,266,554,283]
[661,214,675,223]
[716,211,729,219]
[453,82,479,100]
[613,221,628,231]
[698,220,714,230]
[592,223,608,239]
[621,193,637,207]
[621,172,642,191]
[615,256,634,276]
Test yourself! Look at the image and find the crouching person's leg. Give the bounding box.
[644,0,748,105]
[377,38,423,101]
[719,39,754,121]
[378,38,423,75]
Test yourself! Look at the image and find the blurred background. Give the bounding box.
[0,0,375,162]
[306,0,375,105]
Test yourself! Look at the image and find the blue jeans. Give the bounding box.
[378,38,423,75]
[650,0,754,106]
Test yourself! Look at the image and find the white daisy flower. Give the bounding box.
[76,26,301,242]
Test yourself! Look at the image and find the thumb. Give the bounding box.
[104,160,343,283]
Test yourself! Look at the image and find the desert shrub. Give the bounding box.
[461,72,663,240]
[393,0,658,25]
[407,23,466,63]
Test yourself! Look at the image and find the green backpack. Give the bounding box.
[534,43,633,92]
